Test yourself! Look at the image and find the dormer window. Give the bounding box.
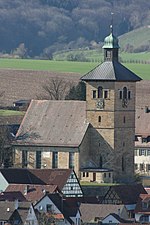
[142,202,148,209]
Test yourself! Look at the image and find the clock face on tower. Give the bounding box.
[96,99,104,109]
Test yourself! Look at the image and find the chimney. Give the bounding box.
[14,199,19,210]
[24,185,29,195]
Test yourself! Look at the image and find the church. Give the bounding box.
[12,29,141,184]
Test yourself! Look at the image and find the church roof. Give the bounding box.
[81,61,142,81]
[14,100,88,147]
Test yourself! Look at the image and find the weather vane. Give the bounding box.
[110,12,114,34]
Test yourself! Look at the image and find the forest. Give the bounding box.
[0,0,150,58]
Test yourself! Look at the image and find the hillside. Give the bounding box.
[0,0,150,57]
[119,26,150,52]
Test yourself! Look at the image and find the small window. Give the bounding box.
[98,116,101,123]
[122,157,125,171]
[109,173,111,178]
[46,204,52,212]
[123,87,128,99]
[142,138,147,143]
[93,90,96,99]
[86,172,89,177]
[83,172,85,177]
[104,173,106,178]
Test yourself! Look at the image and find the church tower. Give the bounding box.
[81,29,141,183]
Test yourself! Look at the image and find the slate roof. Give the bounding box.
[81,61,142,81]
[0,191,27,202]
[14,100,88,147]
[30,169,73,190]
[5,184,58,203]
[0,168,73,191]
[80,203,125,223]
[0,201,31,222]
[103,213,131,223]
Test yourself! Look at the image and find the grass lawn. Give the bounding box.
[0,58,149,79]
[0,110,25,116]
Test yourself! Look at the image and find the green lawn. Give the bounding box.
[0,58,149,79]
[0,110,25,116]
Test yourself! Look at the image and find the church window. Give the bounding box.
[36,151,41,168]
[123,87,128,99]
[93,90,97,98]
[98,116,101,123]
[83,172,85,177]
[98,86,103,98]
[86,172,89,177]
[52,152,58,168]
[22,151,28,168]
[128,91,131,99]
[69,152,74,169]
[104,90,109,99]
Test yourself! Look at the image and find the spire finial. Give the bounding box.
[110,12,114,34]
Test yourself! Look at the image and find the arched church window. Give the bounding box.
[98,116,101,123]
[98,86,103,98]
[123,87,128,99]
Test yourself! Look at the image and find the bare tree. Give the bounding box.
[37,77,72,100]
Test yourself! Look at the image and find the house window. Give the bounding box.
[140,164,144,171]
[69,152,74,169]
[135,164,138,170]
[36,151,41,169]
[147,150,150,156]
[52,152,58,168]
[93,90,97,98]
[98,86,103,98]
[46,204,52,212]
[146,164,150,171]
[140,215,149,222]
[139,149,146,156]
[22,151,28,168]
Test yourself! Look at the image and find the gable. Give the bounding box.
[62,171,83,197]
[103,188,122,204]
